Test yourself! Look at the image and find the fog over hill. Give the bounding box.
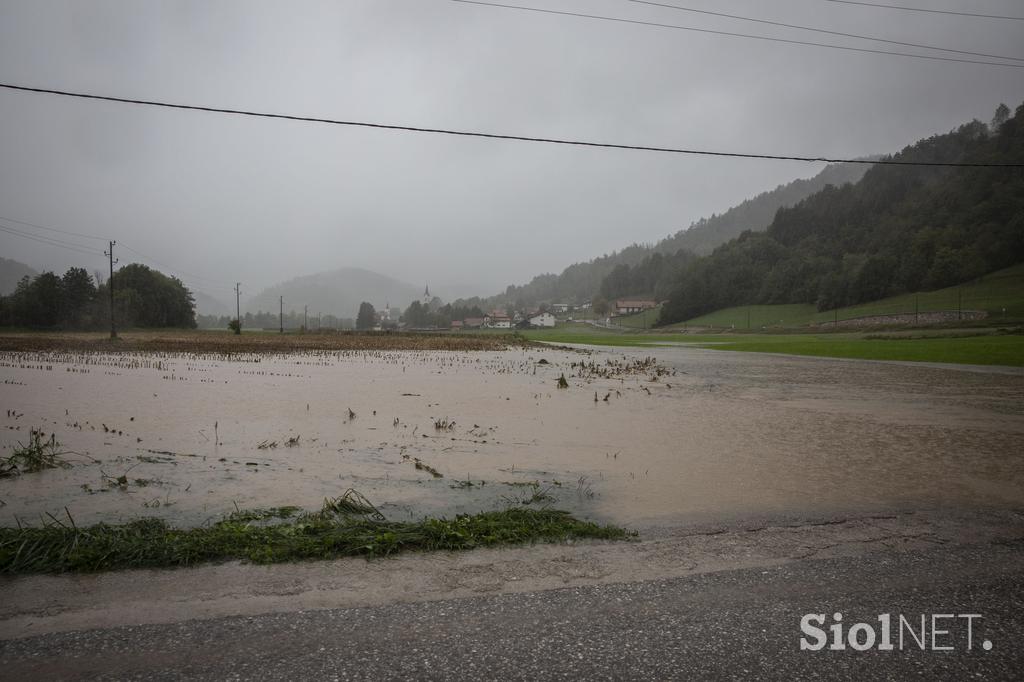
[457,161,873,309]
[191,290,233,318]
[0,258,38,296]
[245,267,424,319]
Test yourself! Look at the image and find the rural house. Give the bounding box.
[614,299,657,315]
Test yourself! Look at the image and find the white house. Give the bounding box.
[529,312,556,328]
[486,310,512,329]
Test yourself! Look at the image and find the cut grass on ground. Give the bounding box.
[0,503,629,574]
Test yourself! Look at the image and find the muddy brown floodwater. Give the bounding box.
[1,344,1022,528]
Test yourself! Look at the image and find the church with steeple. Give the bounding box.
[422,284,431,306]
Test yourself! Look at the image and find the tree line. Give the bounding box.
[401,300,485,328]
[197,310,355,331]
[0,263,196,329]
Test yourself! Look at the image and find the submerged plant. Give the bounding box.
[319,489,385,521]
[433,417,456,432]
[501,482,557,507]
[0,430,72,478]
[412,458,443,478]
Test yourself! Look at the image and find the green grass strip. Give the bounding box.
[699,334,1024,366]
[0,508,630,574]
[522,327,1024,366]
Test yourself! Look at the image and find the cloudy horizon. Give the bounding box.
[1,0,1022,305]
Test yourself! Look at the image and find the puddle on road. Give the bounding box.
[1,345,1022,528]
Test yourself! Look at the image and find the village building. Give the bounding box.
[487,313,512,327]
[528,312,556,328]
[486,310,512,329]
[614,299,657,315]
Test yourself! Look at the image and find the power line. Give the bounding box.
[0,224,103,257]
[0,211,234,291]
[626,0,1024,62]
[0,221,105,257]
[0,218,100,251]
[449,0,1024,68]
[2,83,1022,168]
[0,213,110,241]
[818,0,1024,21]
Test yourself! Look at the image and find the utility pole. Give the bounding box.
[915,294,919,326]
[304,305,308,332]
[834,307,838,329]
[235,283,241,335]
[279,296,284,334]
[104,241,118,339]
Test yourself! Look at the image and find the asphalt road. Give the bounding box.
[2,539,1022,680]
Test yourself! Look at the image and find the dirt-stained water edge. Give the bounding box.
[1,344,1022,528]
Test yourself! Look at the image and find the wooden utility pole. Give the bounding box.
[279,296,284,334]
[304,305,308,332]
[235,282,241,334]
[104,241,118,339]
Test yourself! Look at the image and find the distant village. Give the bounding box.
[372,287,659,332]
[195,280,659,332]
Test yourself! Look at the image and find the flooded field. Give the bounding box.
[1,342,1023,528]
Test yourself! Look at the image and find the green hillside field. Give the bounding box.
[634,263,1024,330]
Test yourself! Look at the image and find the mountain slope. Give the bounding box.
[456,161,871,310]
[657,161,872,257]
[246,267,422,319]
[658,103,1024,325]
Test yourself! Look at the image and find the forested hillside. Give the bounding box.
[656,161,871,257]
[456,162,871,311]
[658,103,1024,326]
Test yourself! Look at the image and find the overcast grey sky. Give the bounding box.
[1,0,1021,303]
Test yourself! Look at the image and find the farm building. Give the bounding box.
[615,299,657,315]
